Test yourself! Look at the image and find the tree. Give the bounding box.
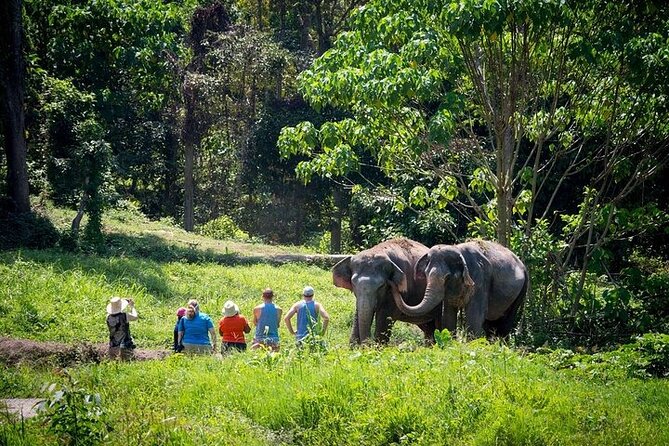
[279,0,669,335]
[175,2,231,231]
[0,0,31,214]
[280,0,669,243]
[24,0,193,221]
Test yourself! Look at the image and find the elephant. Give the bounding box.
[333,238,442,345]
[391,240,528,338]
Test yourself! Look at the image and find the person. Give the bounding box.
[251,288,282,351]
[218,300,251,353]
[187,299,200,314]
[106,296,138,360]
[284,286,330,346]
[173,307,186,352]
[177,301,217,354]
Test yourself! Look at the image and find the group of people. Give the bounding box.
[106,286,330,359]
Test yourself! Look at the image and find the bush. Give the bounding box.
[536,333,669,379]
[0,211,59,250]
[197,215,249,241]
[39,375,109,445]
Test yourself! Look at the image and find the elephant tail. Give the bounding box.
[486,268,528,338]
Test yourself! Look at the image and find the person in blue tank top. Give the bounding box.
[251,288,283,351]
[284,286,330,346]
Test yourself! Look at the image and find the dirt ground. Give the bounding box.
[0,337,170,367]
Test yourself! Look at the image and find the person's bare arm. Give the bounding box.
[284,304,297,336]
[253,306,260,326]
[126,299,138,321]
[317,303,330,335]
[209,327,217,352]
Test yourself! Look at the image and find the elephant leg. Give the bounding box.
[349,309,361,345]
[464,304,486,339]
[374,310,394,344]
[486,293,525,338]
[418,320,436,345]
[442,305,457,333]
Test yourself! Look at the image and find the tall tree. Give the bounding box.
[280,0,669,245]
[0,0,31,214]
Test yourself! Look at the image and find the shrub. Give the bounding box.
[0,211,59,250]
[197,215,249,240]
[38,375,109,445]
[625,333,669,378]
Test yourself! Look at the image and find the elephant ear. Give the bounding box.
[332,257,353,290]
[414,253,429,282]
[389,259,408,294]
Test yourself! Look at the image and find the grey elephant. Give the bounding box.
[391,240,528,338]
[333,238,442,345]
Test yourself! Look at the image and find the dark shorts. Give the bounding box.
[221,342,247,353]
[182,343,212,355]
[252,337,280,351]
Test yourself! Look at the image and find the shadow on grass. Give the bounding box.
[0,233,344,300]
[104,233,254,266]
[104,233,345,268]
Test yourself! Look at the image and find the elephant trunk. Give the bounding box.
[356,296,375,344]
[391,280,443,316]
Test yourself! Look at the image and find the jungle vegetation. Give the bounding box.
[1,0,669,348]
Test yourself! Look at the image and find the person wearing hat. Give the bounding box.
[106,296,139,360]
[173,307,187,353]
[284,286,330,346]
[251,288,282,351]
[218,300,251,354]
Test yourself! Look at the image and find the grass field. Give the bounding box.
[1,207,668,445]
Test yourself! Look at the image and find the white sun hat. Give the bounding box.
[223,300,239,317]
[106,297,128,315]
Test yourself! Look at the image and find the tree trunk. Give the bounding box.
[71,178,90,232]
[496,126,514,247]
[256,0,263,30]
[330,186,343,253]
[298,2,313,53]
[182,83,197,232]
[183,142,195,232]
[0,0,31,214]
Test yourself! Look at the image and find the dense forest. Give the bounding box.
[1,0,668,347]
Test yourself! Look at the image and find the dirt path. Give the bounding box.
[0,337,170,367]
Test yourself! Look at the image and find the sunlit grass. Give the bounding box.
[0,250,353,347]
[2,344,668,445]
[2,206,668,445]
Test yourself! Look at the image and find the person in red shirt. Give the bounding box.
[218,300,251,353]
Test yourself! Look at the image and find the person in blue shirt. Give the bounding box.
[251,288,282,351]
[284,286,330,346]
[177,301,217,354]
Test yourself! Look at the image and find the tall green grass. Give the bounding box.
[2,207,668,445]
[0,249,353,347]
[2,344,668,445]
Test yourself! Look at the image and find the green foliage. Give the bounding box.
[434,328,453,348]
[38,374,109,445]
[0,211,59,251]
[537,333,669,379]
[1,205,669,444]
[197,215,249,241]
[3,343,669,445]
